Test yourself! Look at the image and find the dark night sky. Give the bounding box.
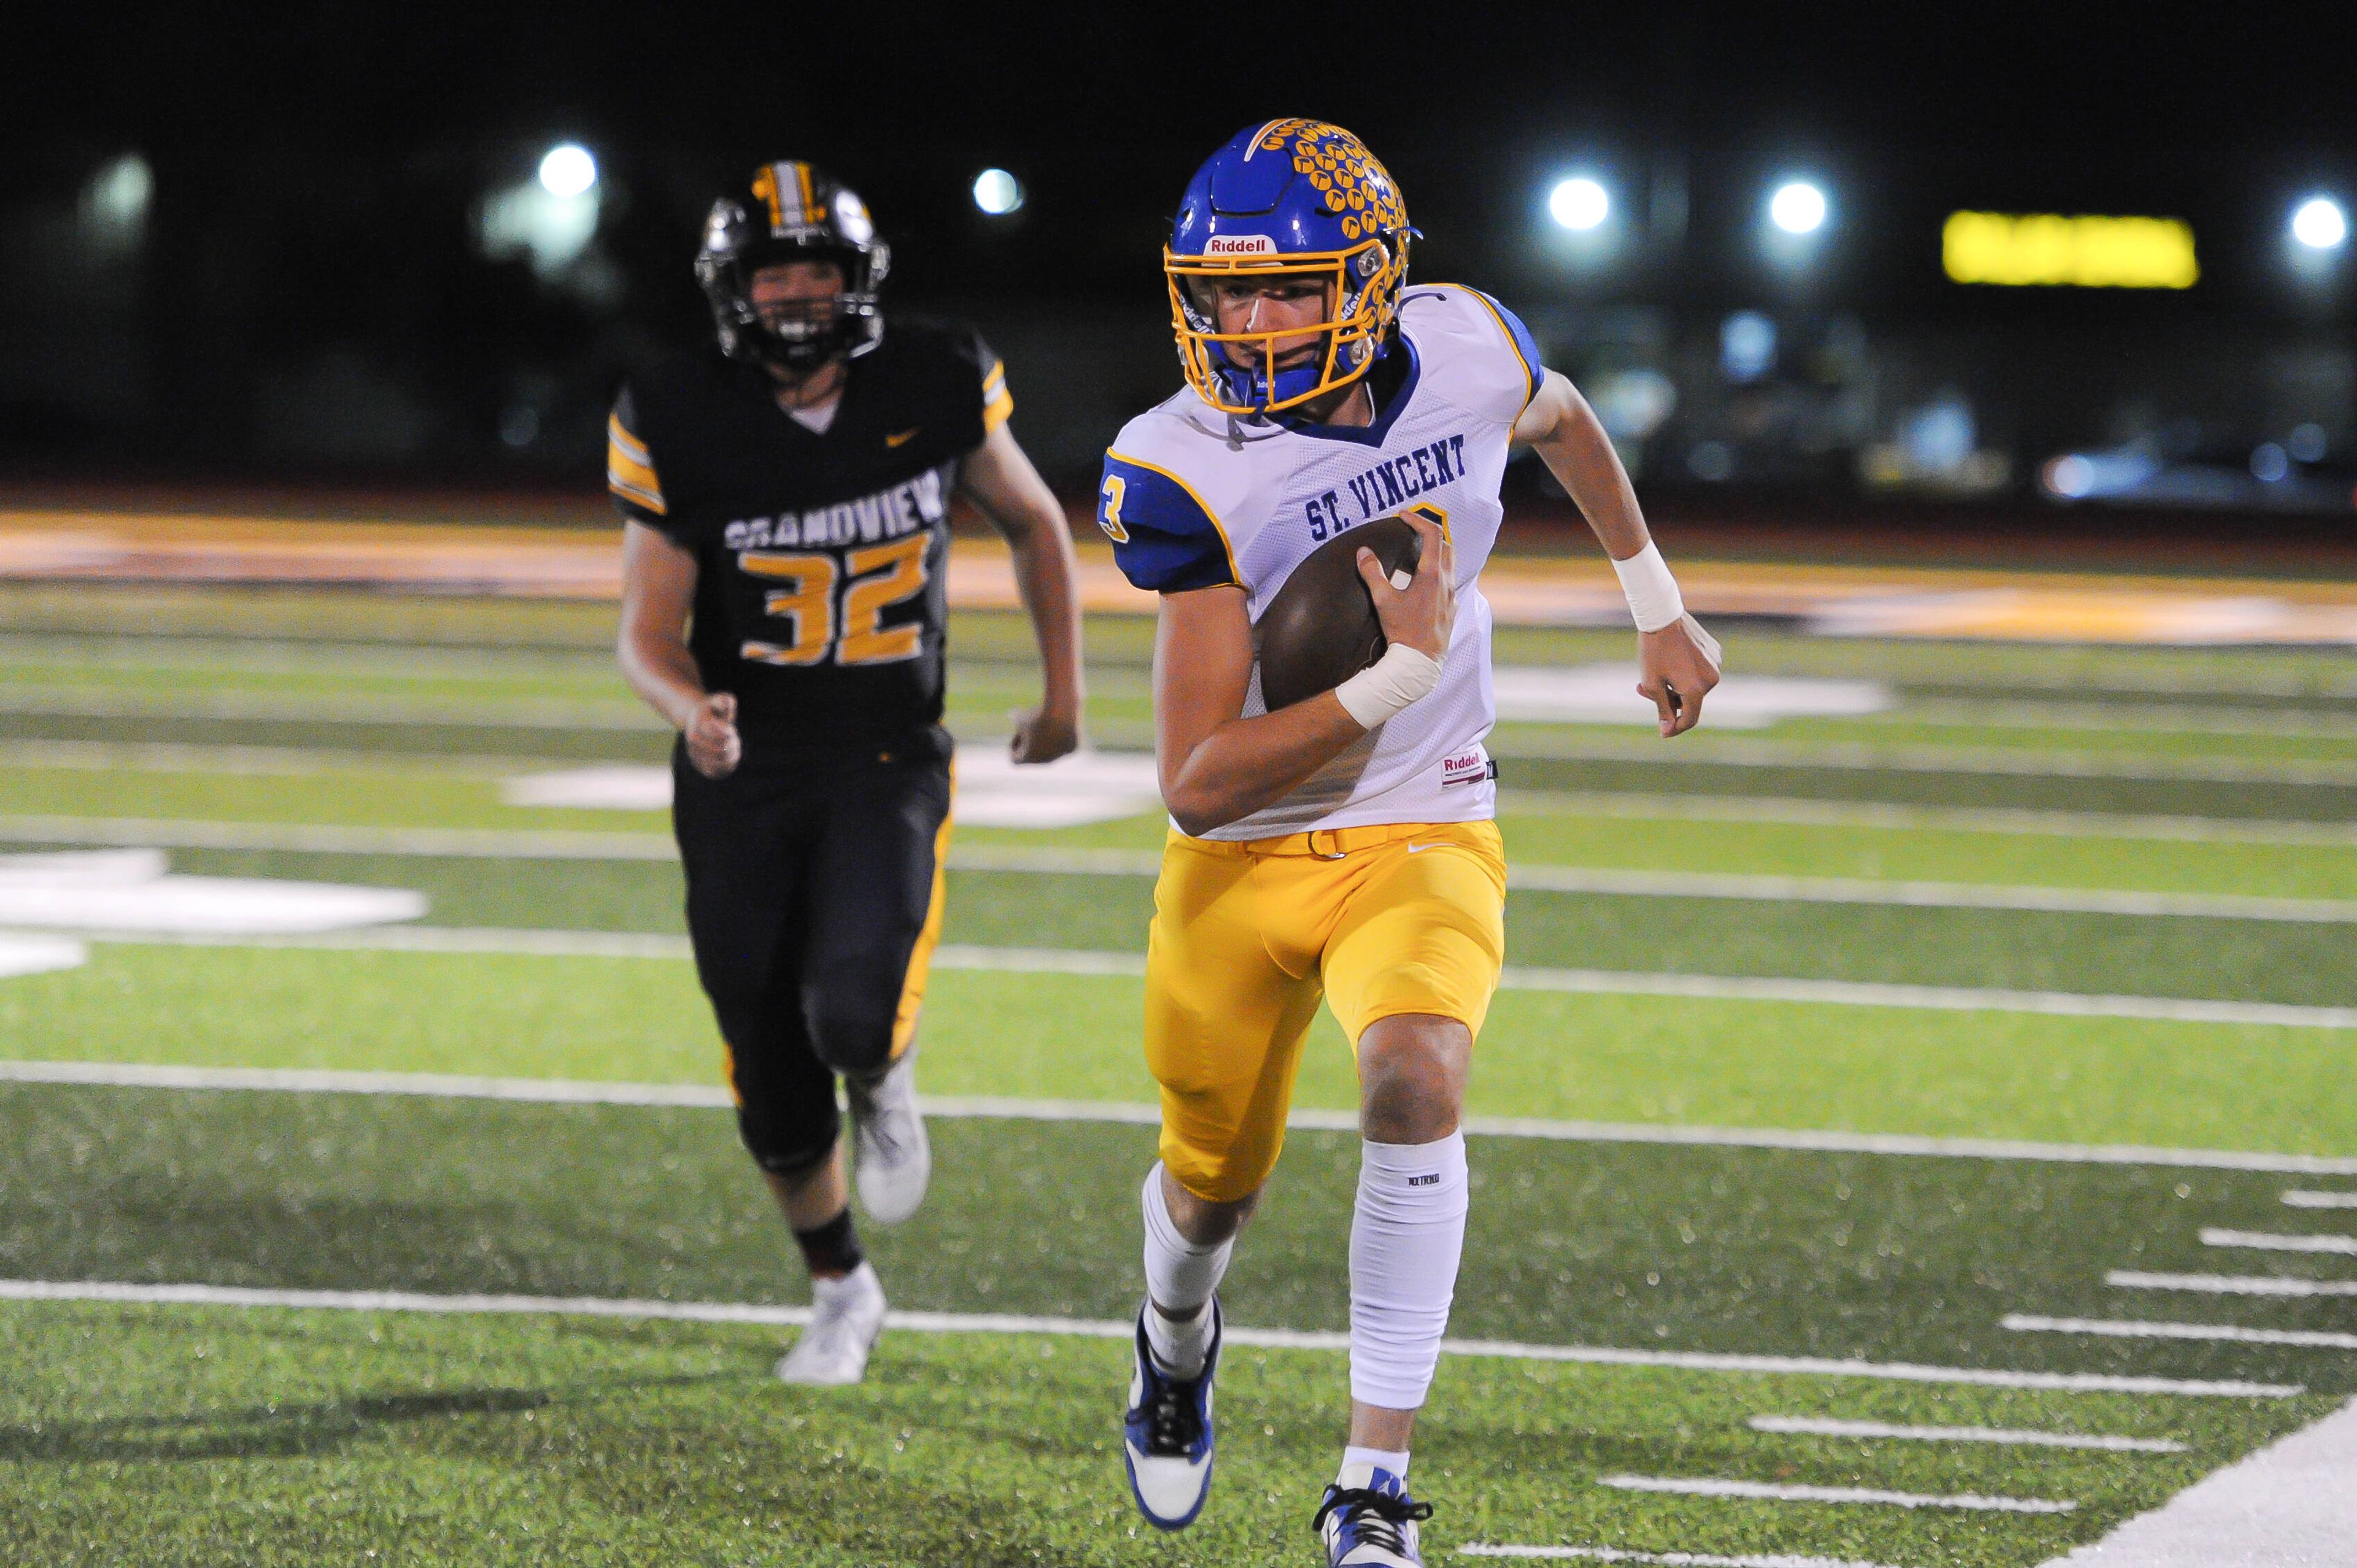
[22,4,2355,288]
[8,4,2354,487]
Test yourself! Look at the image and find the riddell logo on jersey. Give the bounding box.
[1441,750,1493,787]
[1204,234,1277,255]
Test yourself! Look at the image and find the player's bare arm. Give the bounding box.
[616,519,740,779]
[956,418,1085,763]
[1512,368,1721,736]
[1153,511,1453,835]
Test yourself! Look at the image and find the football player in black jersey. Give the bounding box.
[611,160,1083,1385]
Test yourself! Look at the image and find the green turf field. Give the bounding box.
[1,582,2353,1566]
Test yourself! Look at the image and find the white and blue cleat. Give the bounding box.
[1314,1463,1433,1567]
[1121,1299,1220,1530]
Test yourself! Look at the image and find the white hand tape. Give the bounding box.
[1334,643,1442,729]
[1610,541,1686,633]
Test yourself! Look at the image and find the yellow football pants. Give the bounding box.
[1143,819,1507,1203]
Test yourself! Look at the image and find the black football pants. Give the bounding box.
[670,731,953,1177]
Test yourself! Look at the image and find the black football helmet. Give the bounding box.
[695,160,891,374]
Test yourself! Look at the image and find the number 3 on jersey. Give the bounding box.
[737,535,931,666]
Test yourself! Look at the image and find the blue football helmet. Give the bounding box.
[1164,120,1413,417]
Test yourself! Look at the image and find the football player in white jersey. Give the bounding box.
[1099,121,1721,1565]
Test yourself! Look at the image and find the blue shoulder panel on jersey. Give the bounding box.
[1098,450,1237,593]
[1463,287,1546,408]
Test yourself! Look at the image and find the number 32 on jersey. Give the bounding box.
[736,535,931,666]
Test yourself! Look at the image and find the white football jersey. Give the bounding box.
[1097,284,1543,840]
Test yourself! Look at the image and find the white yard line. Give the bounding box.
[2281,1189,2357,1208]
[16,922,2355,1032]
[0,1059,737,1106]
[2042,1396,2357,1567]
[1745,1415,2183,1453]
[15,791,2357,863]
[1900,697,2357,741]
[0,815,681,860]
[1457,1548,1907,1567]
[1493,732,2357,788]
[0,924,699,959]
[1493,967,2357,1031]
[1500,791,2357,849]
[2200,1227,2357,1256]
[0,686,662,732]
[0,739,559,779]
[10,1060,2357,1177]
[2003,1314,2357,1351]
[1594,1475,2075,1515]
[1501,867,2357,924]
[2107,1272,2357,1299]
[947,846,2357,924]
[0,1279,2299,1397]
[9,816,2357,924]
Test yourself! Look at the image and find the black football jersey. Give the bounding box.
[609,315,1012,752]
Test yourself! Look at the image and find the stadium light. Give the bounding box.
[1548,177,1609,231]
[973,169,1024,216]
[537,144,598,198]
[1770,181,1828,235]
[2292,196,2348,252]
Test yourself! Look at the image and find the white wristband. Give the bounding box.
[1610,541,1685,633]
[1334,643,1442,729]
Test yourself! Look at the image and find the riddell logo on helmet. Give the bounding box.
[1204,234,1277,255]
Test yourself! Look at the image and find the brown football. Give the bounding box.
[1255,516,1424,712]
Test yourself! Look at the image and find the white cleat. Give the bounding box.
[774,1262,887,1386]
[848,1049,931,1224]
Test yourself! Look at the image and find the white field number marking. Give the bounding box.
[1455,1549,1906,1567]
[1746,1414,2183,1453]
[2202,1227,2357,1256]
[1593,1474,2075,1514]
[2108,1271,2357,1298]
[2003,1313,2357,1351]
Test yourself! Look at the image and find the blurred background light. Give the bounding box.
[2042,444,2161,501]
[1548,177,1609,231]
[536,144,598,198]
[79,152,153,255]
[973,169,1024,215]
[482,147,605,280]
[1720,311,1776,382]
[1769,181,1827,234]
[2250,442,2289,482]
[2291,196,2348,251]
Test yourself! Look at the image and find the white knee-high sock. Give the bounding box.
[1348,1132,1469,1411]
[1141,1163,1233,1377]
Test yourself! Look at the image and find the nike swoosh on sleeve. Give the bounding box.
[886,427,921,447]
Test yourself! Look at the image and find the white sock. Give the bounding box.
[1140,1163,1233,1377]
[1347,1132,1469,1411]
[1341,1444,1411,1484]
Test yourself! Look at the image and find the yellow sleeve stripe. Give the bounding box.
[983,389,1015,432]
[981,362,1007,393]
[1434,282,1540,419]
[606,412,652,466]
[607,444,667,514]
[1103,447,1241,588]
[610,475,668,516]
[608,444,661,493]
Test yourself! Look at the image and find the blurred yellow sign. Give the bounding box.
[1943,211,2198,288]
